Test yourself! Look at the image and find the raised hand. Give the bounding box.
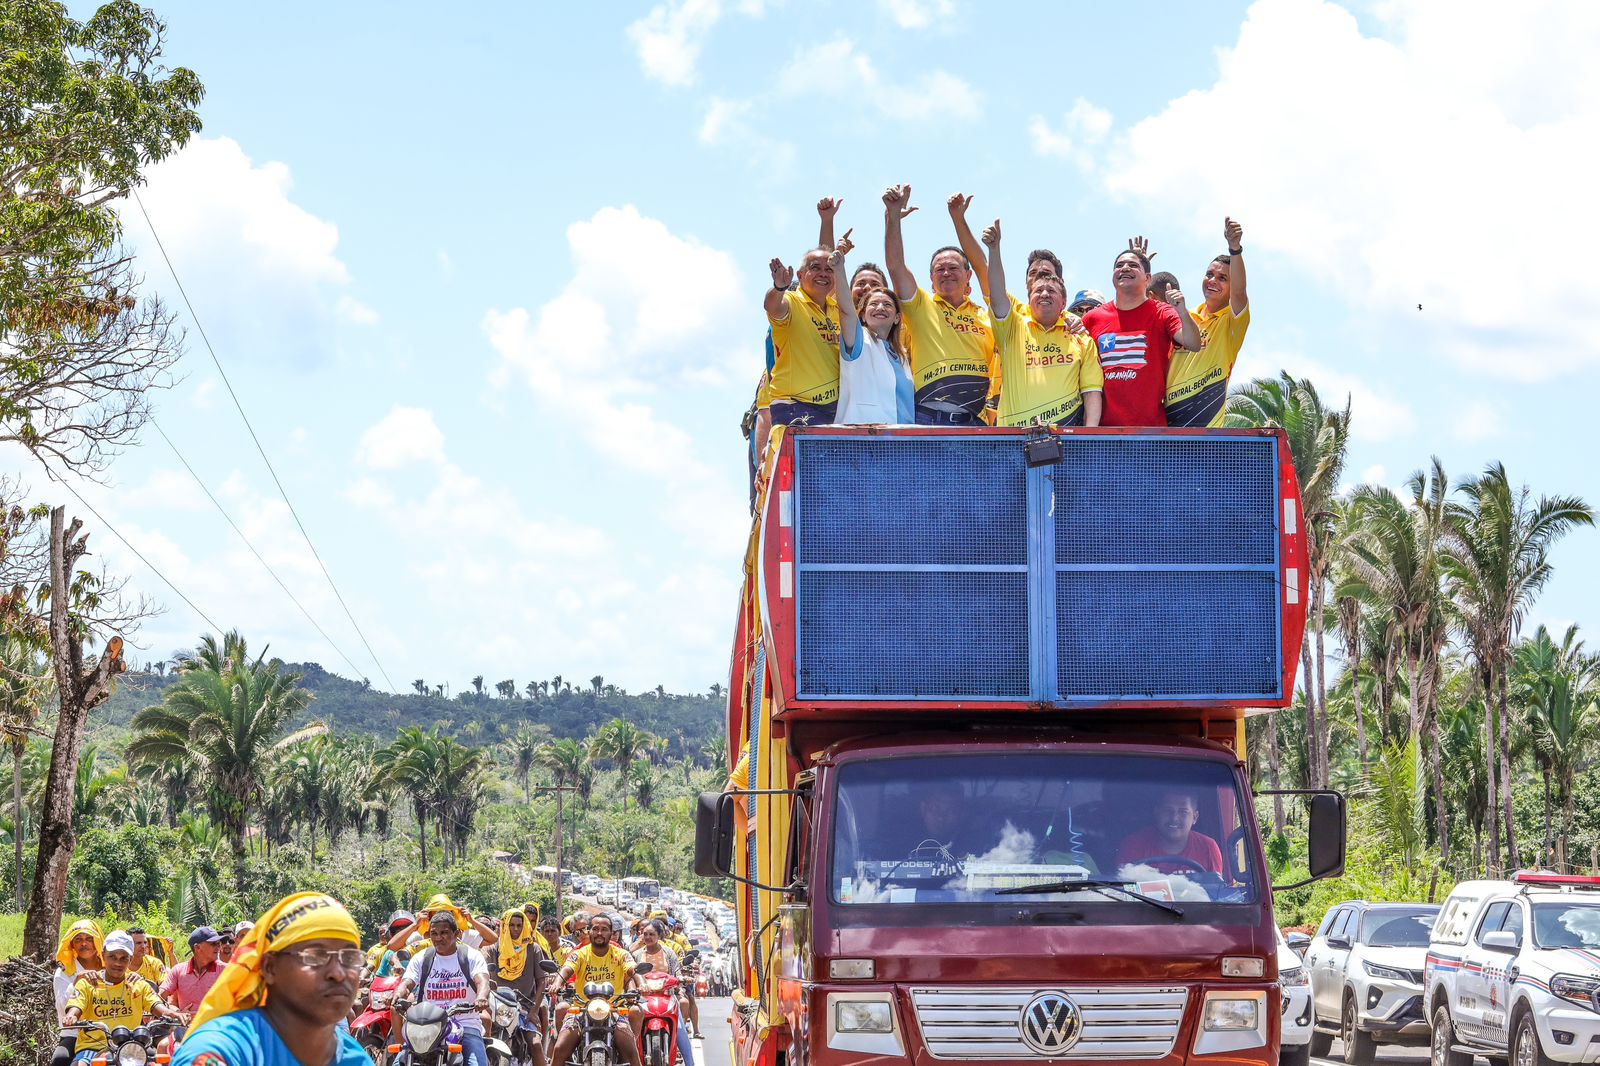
[833,228,855,262]
[1164,286,1187,313]
[1224,217,1243,251]
[1127,235,1157,263]
[817,196,843,219]
[769,257,794,290]
[981,219,1002,248]
[883,184,917,220]
[947,192,974,217]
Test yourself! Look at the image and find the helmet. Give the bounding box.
[387,910,415,935]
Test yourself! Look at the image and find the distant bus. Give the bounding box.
[620,876,660,900]
[529,865,570,888]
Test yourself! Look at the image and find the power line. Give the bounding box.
[150,420,369,680]
[44,464,225,637]
[132,189,397,692]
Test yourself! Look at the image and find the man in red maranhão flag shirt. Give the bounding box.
[1084,247,1202,426]
[1114,787,1224,874]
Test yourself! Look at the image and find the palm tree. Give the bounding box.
[1442,463,1593,872]
[471,675,485,697]
[1516,625,1600,870]
[1228,372,1350,787]
[0,636,49,908]
[590,675,604,695]
[589,719,655,813]
[504,725,545,805]
[535,737,588,887]
[628,761,658,810]
[128,631,321,891]
[383,726,443,872]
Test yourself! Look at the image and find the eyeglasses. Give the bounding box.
[280,947,367,971]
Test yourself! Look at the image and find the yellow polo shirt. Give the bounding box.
[768,289,840,407]
[992,308,1104,427]
[67,973,161,1052]
[901,288,993,416]
[1166,302,1250,427]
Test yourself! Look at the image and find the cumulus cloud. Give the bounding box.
[879,0,955,29]
[1074,0,1600,381]
[626,0,769,86]
[121,136,373,367]
[1029,98,1112,159]
[356,406,447,470]
[1232,345,1416,444]
[779,37,979,122]
[698,96,796,177]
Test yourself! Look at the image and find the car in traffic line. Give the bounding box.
[1279,927,1313,1066]
[1427,872,1600,1066]
[1306,899,1439,1063]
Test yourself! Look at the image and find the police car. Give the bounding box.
[1426,873,1600,1066]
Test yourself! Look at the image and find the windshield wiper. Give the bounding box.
[992,879,1185,917]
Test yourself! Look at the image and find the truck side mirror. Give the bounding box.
[1306,792,1346,880]
[694,791,734,877]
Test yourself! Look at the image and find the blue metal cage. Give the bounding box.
[790,432,1283,705]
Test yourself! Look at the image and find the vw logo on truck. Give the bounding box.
[1020,992,1083,1055]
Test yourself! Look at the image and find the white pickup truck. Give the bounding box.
[1426,873,1600,1066]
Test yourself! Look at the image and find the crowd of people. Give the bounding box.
[48,890,716,1066]
[746,187,1251,483]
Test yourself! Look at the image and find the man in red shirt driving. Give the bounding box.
[1114,787,1224,874]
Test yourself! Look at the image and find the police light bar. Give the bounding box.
[1513,872,1600,886]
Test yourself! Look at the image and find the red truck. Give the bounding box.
[696,426,1345,1066]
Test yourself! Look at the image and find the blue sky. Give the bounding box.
[12,0,1597,694]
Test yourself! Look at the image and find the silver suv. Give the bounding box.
[1305,900,1439,1064]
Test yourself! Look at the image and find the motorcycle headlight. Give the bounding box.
[405,1019,444,1052]
[495,1001,519,1025]
[586,998,613,1021]
[1280,965,1310,988]
[116,1043,149,1066]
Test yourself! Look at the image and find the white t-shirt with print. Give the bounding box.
[404,946,489,1032]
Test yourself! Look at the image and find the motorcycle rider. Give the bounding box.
[366,911,415,978]
[394,911,494,1066]
[161,927,226,1023]
[485,908,549,1066]
[171,891,371,1066]
[661,919,699,1040]
[64,929,183,1063]
[550,914,642,1066]
[631,922,694,1066]
[51,920,104,1066]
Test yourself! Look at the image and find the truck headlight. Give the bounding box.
[836,1000,893,1032]
[1550,974,1600,1012]
[1204,997,1261,1031]
[1364,962,1411,983]
[1280,965,1309,988]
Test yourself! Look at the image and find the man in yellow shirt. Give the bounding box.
[552,914,641,1066]
[1166,217,1251,427]
[64,930,182,1058]
[764,248,840,427]
[981,221,1104,428]
[129,927,168,987]
[882,184,994,424]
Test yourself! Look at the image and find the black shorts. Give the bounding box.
[769,400,837,427]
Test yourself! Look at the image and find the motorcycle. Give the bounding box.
[67,1019,179,1065]
[559,982,640,1066]
[636,968,683,1066]
[388,1001,478,1066]
[353,973,405,1062]
[487,957,558,1066]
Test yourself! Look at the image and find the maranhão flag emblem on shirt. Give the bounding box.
[1097,331,1150,368]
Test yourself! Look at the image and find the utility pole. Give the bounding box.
[534,783,579,924]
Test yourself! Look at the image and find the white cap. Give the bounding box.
[103,930,135,956]
[233,921,254,936]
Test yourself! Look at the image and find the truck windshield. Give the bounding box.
[1533,902,1600,948]
[830,752,1259,907]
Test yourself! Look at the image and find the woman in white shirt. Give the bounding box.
[830,233,914,425]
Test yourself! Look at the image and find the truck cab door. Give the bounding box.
[1460,901,1511,1042]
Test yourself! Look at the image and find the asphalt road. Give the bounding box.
[1313,1044,1430,1066]
[696,998,735,1066]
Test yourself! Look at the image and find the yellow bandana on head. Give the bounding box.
[497,908,535,981]
[55,919,104,973]
[415,893,470,937]
[187,892,361,1034]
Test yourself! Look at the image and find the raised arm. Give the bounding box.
[948,193,991,301]
[764,258,794,322]
[1224,217,1248,314]
[817,197,841,249]
[1164,287,1203,351]
[386,918,420,951]
[882,184,918,300]
[980,219,1009,322]
[831,230,859,351]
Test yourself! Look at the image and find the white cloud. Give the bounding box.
[1233,345,1416,443]
[879,0,955,29]
[699,96,753,144]
[1076,0,1600,381]
[1358,464,1388,487]
[356,406,446,470]
[1454,399,1505,443]
[697,96,796,177]
[123,136,373,367]
[1029,98,1112,159]
[779,37,979,122]
[626,0,769,86]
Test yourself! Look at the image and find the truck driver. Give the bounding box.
[1114,786,1224,874]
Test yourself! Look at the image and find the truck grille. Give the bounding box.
[909,986,1189,1060]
